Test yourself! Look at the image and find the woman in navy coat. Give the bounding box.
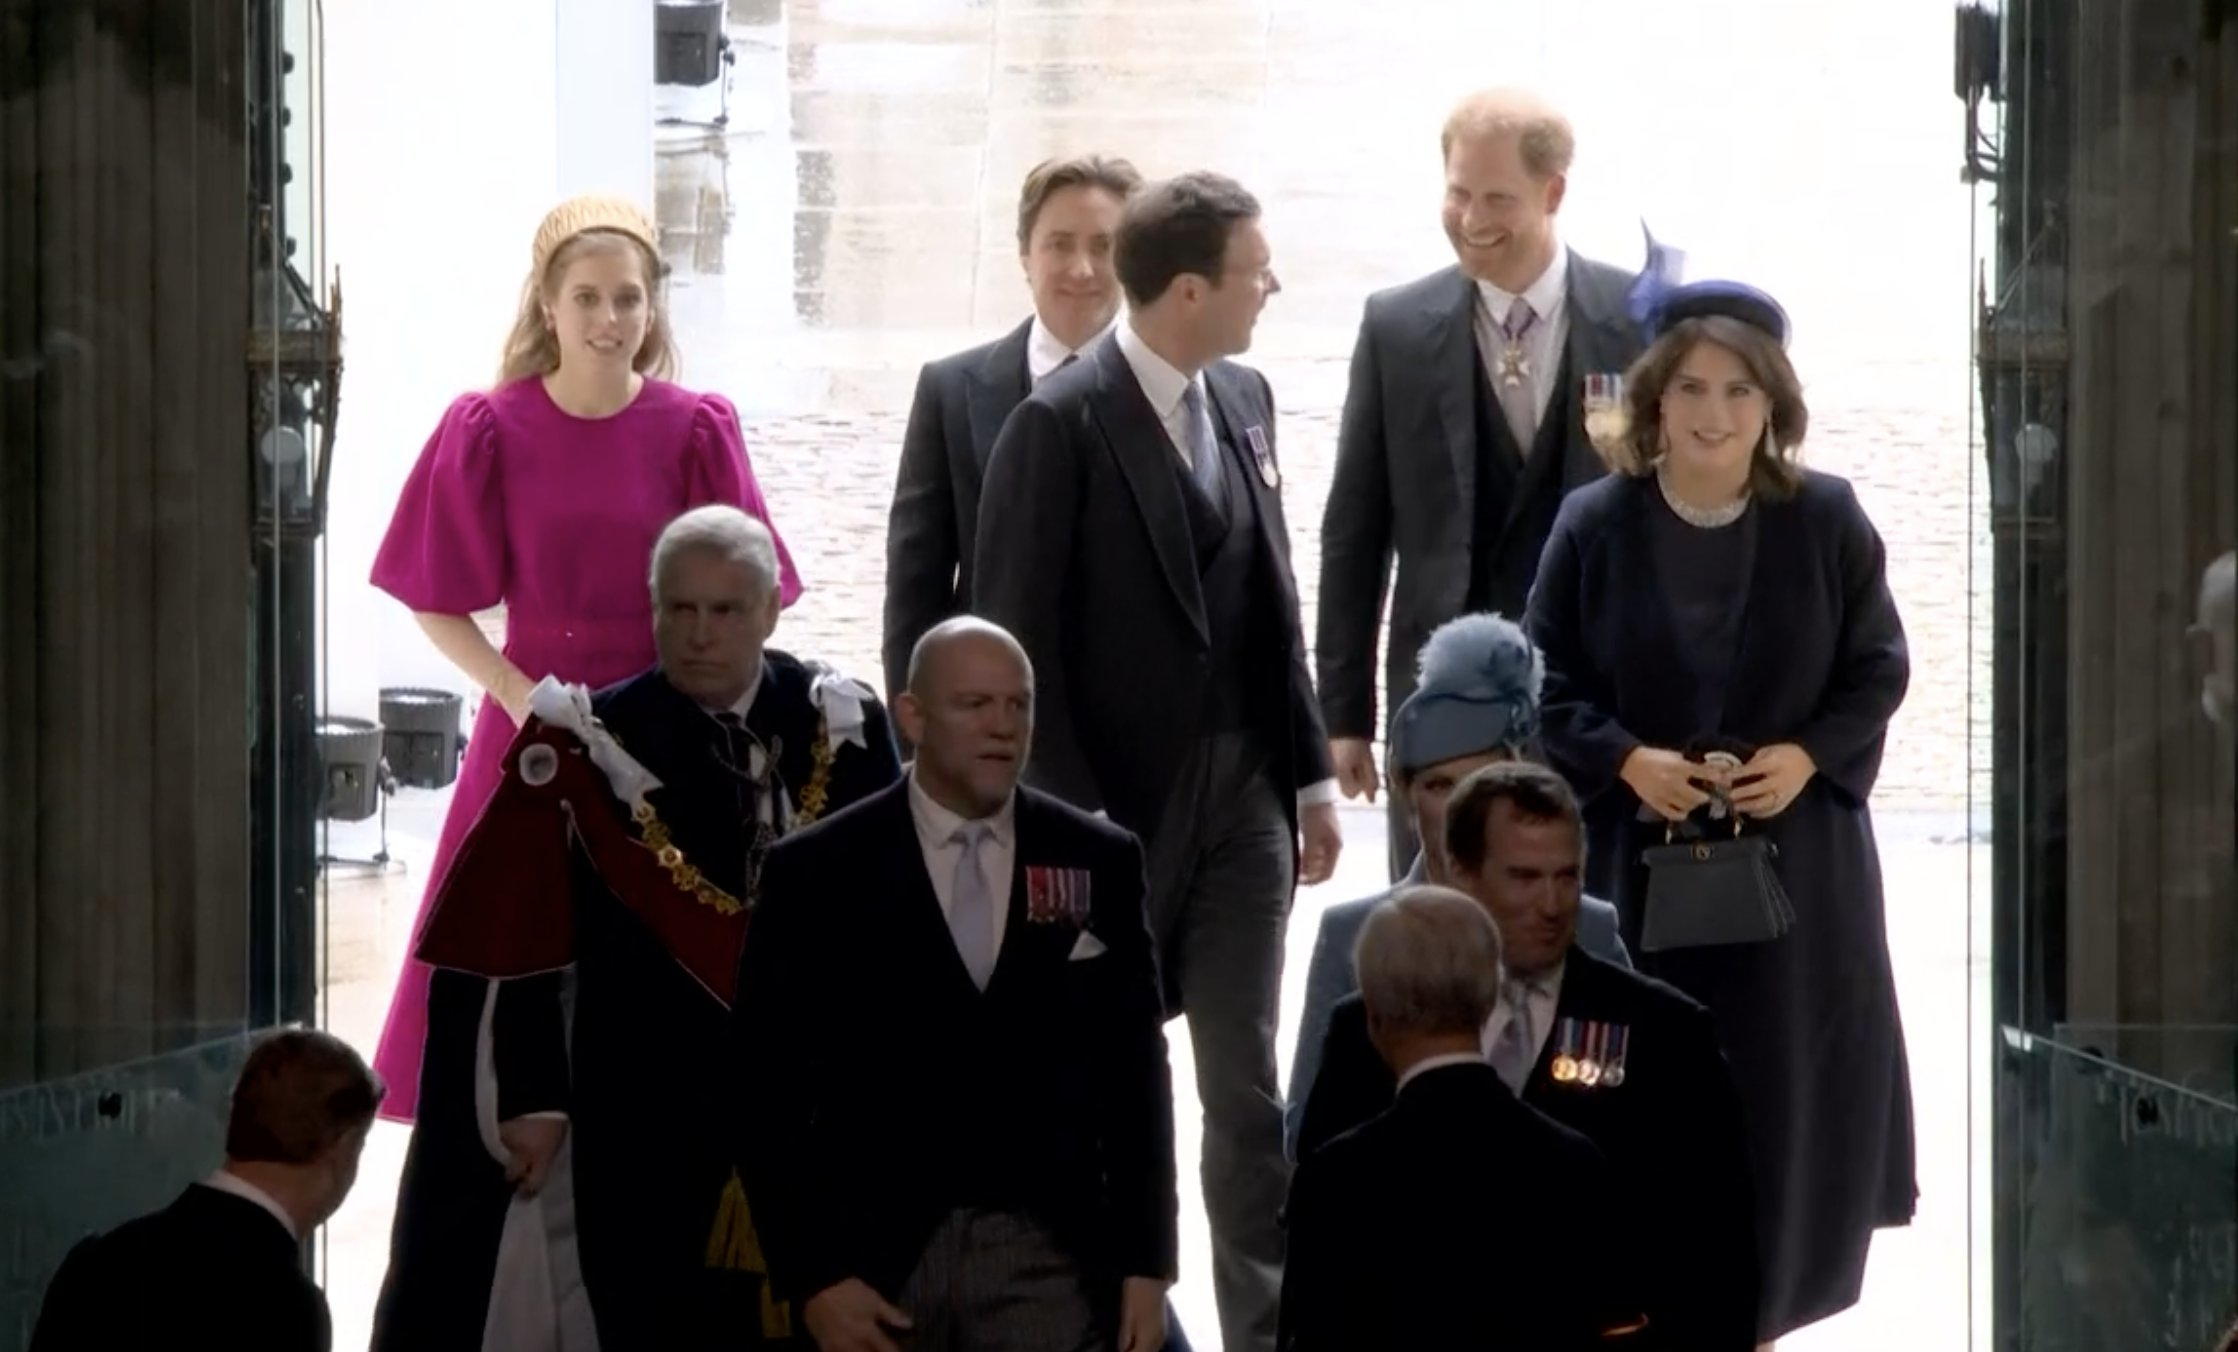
[1524,272,1917,1346]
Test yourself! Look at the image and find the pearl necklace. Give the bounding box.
[1655,465,1750,529]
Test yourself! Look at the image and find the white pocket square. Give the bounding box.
[1068,931,1108,961]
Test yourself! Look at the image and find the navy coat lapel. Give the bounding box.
[1087,337,1210,645]
[1716,492,1788,733]
[965,318,1034,475]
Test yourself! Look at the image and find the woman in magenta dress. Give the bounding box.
[368,193,802,1123]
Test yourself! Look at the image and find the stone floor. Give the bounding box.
[314,0,1993,1347]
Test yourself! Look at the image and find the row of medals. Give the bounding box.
[1548,1017,1630,1089]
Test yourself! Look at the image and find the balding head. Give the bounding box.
[900,617,1035,817]
[906,616,1030,700]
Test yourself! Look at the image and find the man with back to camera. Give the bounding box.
[971,170,1341,1352]
[881,154,1143,717]
[1278,885,1645,1351]
[1296,760,1761,1350]
[1316,86,1644,883]
[734,616,1178,1352]
[32,1028,382,1352]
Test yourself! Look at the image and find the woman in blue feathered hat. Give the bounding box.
[1524,247,1917,1346]
[1282,611,1632,1158]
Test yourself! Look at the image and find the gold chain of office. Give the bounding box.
[625,723,836,916]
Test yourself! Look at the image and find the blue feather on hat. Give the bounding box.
[1411,612,1544,746]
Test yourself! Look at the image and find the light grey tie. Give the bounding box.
[1495,297,1540,452]
[1488,978,1539,1091]
[948,821,997,989]
[1180,380,1225,506]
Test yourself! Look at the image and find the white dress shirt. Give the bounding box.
[1480,959,1566,1074]
[1113,320,1338,810]
[1028,312,1120,384]
[1472,247,1571,440]
[201,1169,299,1240]
[909,770,1019,958]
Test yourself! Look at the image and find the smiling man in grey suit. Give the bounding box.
[881,154,1144,709]
[1317,88,1644,881]
[974,171,1339,1352]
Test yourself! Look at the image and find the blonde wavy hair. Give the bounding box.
[498,195,678,384]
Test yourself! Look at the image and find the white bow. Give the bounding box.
[527,677,664,810]
[806,665,874,752]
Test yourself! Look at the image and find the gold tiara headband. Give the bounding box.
[531,193,658,275]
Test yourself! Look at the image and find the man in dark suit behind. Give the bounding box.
[881,154,1143,710]
[1317,87,1643,881]
[972,171,1341,1352]
[1280,884,1645,1351]
[32,1028,381,1352]
[1295,761,1761,1350]
[735,618,1178,1352]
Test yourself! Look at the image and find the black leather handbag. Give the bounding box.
[1638,821,1796,952]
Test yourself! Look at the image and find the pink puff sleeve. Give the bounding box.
[369,393,507,614]
[687,392,805,609]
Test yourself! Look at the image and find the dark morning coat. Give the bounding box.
[881,318,1032,705]
[1313,254,1641,745]
[32,1185,328,1352]
[1296,947,1760,1351]
[731,780,1179,1308]
[1524,469,1919,1337]
[1278,1061,1644,1352]
[372,656,901,1351]
[969,334,1334,840]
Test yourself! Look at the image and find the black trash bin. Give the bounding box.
[380,686,465,789]
[318,716,386,823]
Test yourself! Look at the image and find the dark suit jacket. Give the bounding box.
[32,1183,327,1352]
[882,318,1032,703]
[971,333,1334,834]
[1316,254,1641,740]
[733,779,1179,1305]
[1296,948,1760,1351]
[1279,1061,1644,1352]
[1285,866,1630,1159]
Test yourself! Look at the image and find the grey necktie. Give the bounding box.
[1488,978,1540,1091]
[948,821,997,990]
[1495,296,1540,452]
[1180,380,1225,505]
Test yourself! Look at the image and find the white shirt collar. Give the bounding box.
[1115,318,1197,419]
[201,1169,299,1241]
[1397,1051,1489,1092]
[907,768,1018,851]
[1475,246,1569,324]
[1027,311,1120,383]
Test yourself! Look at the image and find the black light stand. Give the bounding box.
[247,0,343,1034]
[655,0,735,129]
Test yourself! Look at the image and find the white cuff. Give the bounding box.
[1298,777,1339,808]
